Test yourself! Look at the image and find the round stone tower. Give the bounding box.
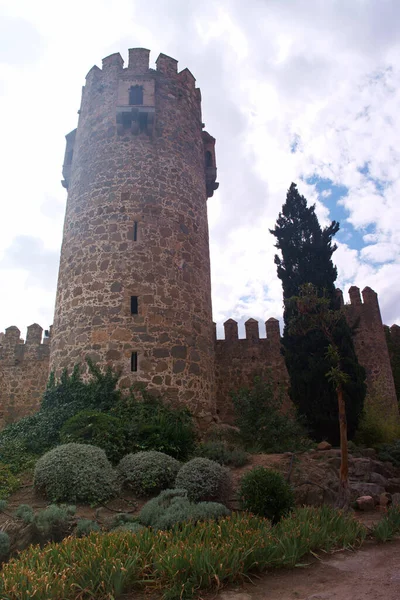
[50,48,219,422]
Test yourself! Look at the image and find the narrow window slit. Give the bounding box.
[131,296,138,314]
[131,352,138,372]
[133,221,138,241]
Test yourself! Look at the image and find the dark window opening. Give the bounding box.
[131,296,138,314]
[129,85,143,105]
[131,352,138,372]
[133,221,138,241]
[205,150,213,168]
[122,112,132,129]
[44,330,49,338]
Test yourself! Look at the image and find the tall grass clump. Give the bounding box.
[372,505,400,542]
[0,507,366,600]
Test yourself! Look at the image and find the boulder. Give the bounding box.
[370,460,396,479]
[350,458,372,479]
[387,478,400,494]
[317,441,332,451]
[350,481,385,501]
[355,495,375,511]
[370,472,388,488]
[392,493,400,506]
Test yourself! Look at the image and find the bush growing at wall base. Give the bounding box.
[239,467,294,523]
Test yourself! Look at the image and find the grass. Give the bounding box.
[371,505,400,542]
[0,506,366,600]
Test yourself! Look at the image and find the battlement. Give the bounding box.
[0,324,51,363]
[215,317,281,343]
[84,48,197,91]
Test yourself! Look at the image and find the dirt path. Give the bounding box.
[219,540,400,600]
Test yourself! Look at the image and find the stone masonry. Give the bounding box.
[0,48,399,430]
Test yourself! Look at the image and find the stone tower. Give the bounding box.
[50,48,218,423]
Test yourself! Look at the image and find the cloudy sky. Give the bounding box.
[1,0,400,340]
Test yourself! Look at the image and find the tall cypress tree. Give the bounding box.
[270,183,366,444]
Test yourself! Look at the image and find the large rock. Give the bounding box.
[386,478,400,494]
[355,495,375,511]
[317,441,332,451]
[350,458,372,479]
[370,472,388,488]
[370,460,396,479]
[350,481,385,501]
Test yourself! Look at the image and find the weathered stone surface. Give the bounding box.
[317,441,332,451]
[370,471,388,488]
[355,495,375,511]
[387,478,400,494]
[350,481,385,500]
[392,493,400,506]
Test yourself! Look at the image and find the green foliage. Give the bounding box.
[0,532,10,559]
[112,522,145,534]
[15,504,34,525]
[355,396,400,448]
[34,505,71,539]
[111,513,138,528]
[0,507,366,599]
[377,439,400,466]
[112,387,196,460]
[371,505,400,542]
[34,443,120,504]
[76,519,101,537]
[232,377,311,453]
[194,441,249,467]
[238,467,295,523]
[60,410,127,464]
[138,488,230,530]
[0,463,20,500]
[270,183,366,444]
[118,451,180,497]
[175,457,232,503]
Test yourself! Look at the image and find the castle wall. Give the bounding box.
[215,318,290,424]
[0,325,50,427]
[51,49,217,425]
[341,286,400,424]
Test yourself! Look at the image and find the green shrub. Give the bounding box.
[194,441,249,467]
[112,522,145,534]
[138,488,230,530]
[232,377,312,452]
[111,388,196,460]
[34,443,120,504]
[175,457,232,503]
[111,513,138,529]
[239,467,294,523]
[0,463,20,499]
[15,504,34,525]
[60,410,127,464]
[118,451,180,497]
[372,505,400,542]
[0,532,10,559]
[76,519,101,537]
[0,508,366,599]
[378,440,400,467]
[34,505,71,539]
[355,390,400,448]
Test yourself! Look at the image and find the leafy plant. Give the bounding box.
[0,508,366,599]
[138,488,230,530]
[76,519,101,537]
[372,505,400,542]
[378,439,400,467]
[118,451,180,497]
[0,532,10,559]
[0,463,20,500]
[112,388,196,460]
[15,504,34,525]
[34,443,120,504]
[34,505,72,540]
[194,441,248,467]
[232,376,311,453]
[60,410,127,464]
[175,457,232,503]
[239,467,294,523]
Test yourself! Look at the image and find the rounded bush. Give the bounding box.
[34,443,119,504]
[138,488,230,530]
[60,410,127,464]
[118,451,180,496]
[175,458,232,503]
[76,519,101,537]
[239,467,294,523]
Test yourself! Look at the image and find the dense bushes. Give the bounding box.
[239,467,294,522]
[175,458,232,503]
[138,488,230,530]
[194,441,248,467]
[118,451,180,497]
[34,444,119,504]
[60,411,127,464]
[0,507,366,600]
[0,464,20,500]
[377,439,400,467]
[231,377,312,453]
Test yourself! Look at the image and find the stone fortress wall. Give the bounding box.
[0,48,399,429]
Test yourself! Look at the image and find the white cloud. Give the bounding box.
[1,0,400,337]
